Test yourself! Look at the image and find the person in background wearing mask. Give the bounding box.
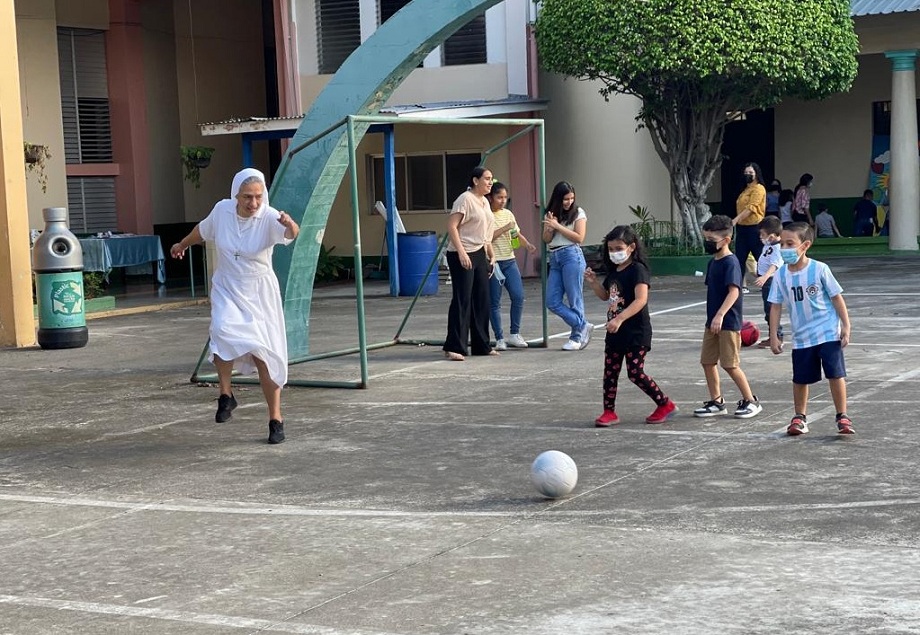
[767,222,854,436]
[792,173,815,225]
[732,163,766,293]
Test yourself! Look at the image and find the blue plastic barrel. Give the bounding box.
[396,231,439,296]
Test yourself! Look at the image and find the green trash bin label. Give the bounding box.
[36,272,86,328]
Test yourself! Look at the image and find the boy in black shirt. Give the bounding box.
[694,215,762,418]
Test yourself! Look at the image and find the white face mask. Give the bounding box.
[610,250,630,265]
[761,238,774,246]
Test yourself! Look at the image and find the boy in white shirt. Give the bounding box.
[754,216,784,348]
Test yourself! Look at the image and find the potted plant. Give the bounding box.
[24,142,52,193]
[180,145,215,189]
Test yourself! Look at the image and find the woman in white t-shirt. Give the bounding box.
[170,168,299,444]
[443,166,498,361]
[542,181,591,351]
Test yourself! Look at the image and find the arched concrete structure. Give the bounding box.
[270,0,504,359]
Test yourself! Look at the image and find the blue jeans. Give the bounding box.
[489,258,525,340]
[546,245,588,341]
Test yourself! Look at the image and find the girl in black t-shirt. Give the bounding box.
[584,226,676,426]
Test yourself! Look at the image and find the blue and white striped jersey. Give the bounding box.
[768,259,843,349]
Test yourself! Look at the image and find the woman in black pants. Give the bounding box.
[443,166,498,361]
[732,162,766,290]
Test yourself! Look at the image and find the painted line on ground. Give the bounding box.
[0,595,397,635]
[0,494,519,519]
[844,292,920,296]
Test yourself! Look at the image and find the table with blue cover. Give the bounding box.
[78,236,166,284]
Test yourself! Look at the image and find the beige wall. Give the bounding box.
[320,125,512,258]
[173,0,269,222]
[539,73,673,245]
[55,0,107,29]
[300,63,508,111]
[775,54,903,200]
[16,0,67,229]
[857,13,920,55]
[142,2,183,225]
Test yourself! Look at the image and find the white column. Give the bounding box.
[885,50,920,251]
[358,0,376,42]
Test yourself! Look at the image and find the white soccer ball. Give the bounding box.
[530,450,578,499]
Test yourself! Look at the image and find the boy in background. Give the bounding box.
[754,216,784,348]
[768,222,854,435]
[693,215,762,419]
[814,204,843,238]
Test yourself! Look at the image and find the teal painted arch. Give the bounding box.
[270,0,505,359]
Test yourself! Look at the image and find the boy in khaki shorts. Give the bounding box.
[694,215,762,419]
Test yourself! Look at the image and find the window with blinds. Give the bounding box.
[316,0,361,74]
[369,151,480,213]
[443,15,486,66]
[378,0,404,23]
[58,28,116,233]
[67,178,118,234]
[378,1,486,66]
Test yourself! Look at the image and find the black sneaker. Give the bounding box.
[215,393,237,423]
[268,419,285,444]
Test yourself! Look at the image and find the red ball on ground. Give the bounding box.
[741,320,760,347]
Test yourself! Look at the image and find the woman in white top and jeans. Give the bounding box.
[542,181,592,350]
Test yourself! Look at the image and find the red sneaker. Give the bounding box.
[594,410,620,427]
[646,400,678,424]
[836,414,855,435]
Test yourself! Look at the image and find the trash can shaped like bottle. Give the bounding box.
[32,207,88,349]
[396,231,439,296]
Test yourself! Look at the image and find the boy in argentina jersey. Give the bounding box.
[767,222,854,436]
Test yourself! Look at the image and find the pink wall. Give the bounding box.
[106,0,152,234]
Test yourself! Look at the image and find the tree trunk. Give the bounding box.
[642,97,729,248]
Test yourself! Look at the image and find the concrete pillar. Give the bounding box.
[885,50,920,251]
[0,0,36,347]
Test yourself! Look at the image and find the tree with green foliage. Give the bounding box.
[535,0,859,244]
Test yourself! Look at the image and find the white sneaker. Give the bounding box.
[562,339,581,351]
[494,339,507,351]
[506,333,528,348]
[579,323,594,350]
[734,397,762,419]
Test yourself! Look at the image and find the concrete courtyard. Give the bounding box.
[1,255,919,634]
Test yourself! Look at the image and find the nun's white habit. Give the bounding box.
[198,168,292,387]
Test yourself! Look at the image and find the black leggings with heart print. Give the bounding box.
[603,347,668,411]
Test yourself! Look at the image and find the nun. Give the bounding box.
[171,168,299,444]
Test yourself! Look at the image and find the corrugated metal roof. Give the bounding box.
[851,0,920,16]
[198,96,549,136]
